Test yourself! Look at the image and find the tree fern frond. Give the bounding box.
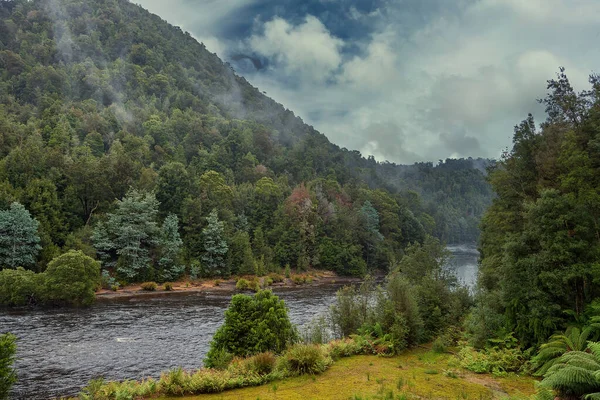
[541,365,600,394]
[584,392,600,400]
[588,342,600,359]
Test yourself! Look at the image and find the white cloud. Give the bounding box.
[136,0,600,164]
[248,16,344,83]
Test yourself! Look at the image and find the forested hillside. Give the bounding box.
[472,69,600,347]
[0,0,491,285]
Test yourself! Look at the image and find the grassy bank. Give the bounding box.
[159,348,536,400]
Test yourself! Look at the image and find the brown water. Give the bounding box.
[1,247,478,399]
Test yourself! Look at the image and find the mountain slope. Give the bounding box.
[0,0,491,278]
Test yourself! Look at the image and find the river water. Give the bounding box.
[1,246,478,399]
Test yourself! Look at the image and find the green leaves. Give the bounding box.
[0,202,41,270]
[202,209,229,277]
[205,290,297,368]
[0,333,17,400]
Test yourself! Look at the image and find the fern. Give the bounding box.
[540,342,600,398]
[533,326,600,376]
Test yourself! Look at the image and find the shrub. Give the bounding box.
[327,338,362,360]
[0,267,44,306]
[291,274,306,285]
[235,278,249,291]
[43,250,101,306]
[246,352,276,375]
[278,344,331,376]
[205,290,297,367]
[284,265,291,278]
[0,333,16,400]
[264,277,274,286]
[455,343,527,375]
[432,337,447,353]
[159,368,187,396]
[164,282,173,291]
[205,348,233,370]
[141,282,157,291]
[268,273,285,283]
[248,277,260,292]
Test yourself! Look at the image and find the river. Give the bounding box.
[1,246,478,399]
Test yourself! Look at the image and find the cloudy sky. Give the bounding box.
[136,0,599,164]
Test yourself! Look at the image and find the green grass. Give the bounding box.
[162,348,537,400]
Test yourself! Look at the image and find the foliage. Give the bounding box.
[533,325,600,376]
[0,333,16,400]
[476,70,600,346]
[277,344,332,376]
[539,341,600,399]
[43,250,101,306]
[141,282,158,291]
[0,267,44,306]
[0,202,41,270]
[202,210,229,278]
[204,290,297,367]
[0,0,493,288]
[0,251,100,306]
[158,214,185,282]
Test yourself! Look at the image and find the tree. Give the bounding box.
[0,333,16,400]
[204,290,297,367]
[155,162,190,218]
[228,231,254,275]
[202,209,229,277]
[92,190,160,281]
[43,250,101,306]
[359,200,383,268]
[0,202,41,270]
[158,214,184,282]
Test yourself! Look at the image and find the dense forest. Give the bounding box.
[0,0,492,287]
[472,69,600,348]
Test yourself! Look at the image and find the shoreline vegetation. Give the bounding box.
[72,342,537,400]
[94,270,362,301]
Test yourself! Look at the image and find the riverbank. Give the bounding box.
[163,348,536,400]
[94,271,363,301]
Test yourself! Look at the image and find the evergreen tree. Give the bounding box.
[359,200,383,268]
[228,231,254,275]
[158,214,184,281]
[202,209,229,277]
[92,190,160,281]
[0,202,41,270]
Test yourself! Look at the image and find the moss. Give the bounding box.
[166,348,537,400]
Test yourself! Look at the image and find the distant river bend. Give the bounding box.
[1,245,479,399]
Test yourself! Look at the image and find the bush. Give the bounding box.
[246,352,276,375]
[278,344,332,376]
[326,338,362,360]
[432,337,447,353]
[164,282,173,291]
[205,290,297,367]
[0,333,16,400]
[455,342,527,375]
[43,250,101,306]
[141,282,157,291]
[268,273,285,283]
[205,348,233,370]
[0,267,44,306]
[235,278,249,291]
